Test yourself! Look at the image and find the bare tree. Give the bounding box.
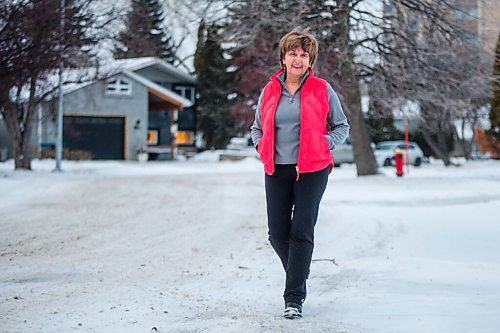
[0,0,117,170]
[450,46,491,160]
[369,2,492,164]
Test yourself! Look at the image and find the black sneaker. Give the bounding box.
[283,302,302,319]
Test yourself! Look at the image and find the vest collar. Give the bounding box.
[270,68,315,84]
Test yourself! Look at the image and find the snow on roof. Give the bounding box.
[113,57,196,84]
[112,57,159,71]
[28,57,196,107]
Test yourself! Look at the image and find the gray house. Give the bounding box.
[27,57,196,161]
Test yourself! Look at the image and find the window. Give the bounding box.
[148,129,159,145]
[376,144,393,150]
[176,131,194,145]
[106,78,131,95]
[396,144,416,151]
[173,86,195,103]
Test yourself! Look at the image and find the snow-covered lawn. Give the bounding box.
[1,158,499,333]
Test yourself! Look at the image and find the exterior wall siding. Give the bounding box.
[43,74,149,160]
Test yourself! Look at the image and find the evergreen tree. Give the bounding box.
[115,0,176,64]
[489,33,500,139]
[194,21,234,149]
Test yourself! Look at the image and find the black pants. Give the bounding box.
[265,164,329,305]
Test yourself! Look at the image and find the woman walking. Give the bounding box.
[251,29,350,319]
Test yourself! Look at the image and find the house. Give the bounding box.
[34,57,196,161]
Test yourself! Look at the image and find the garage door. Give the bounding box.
[63,116,125,160]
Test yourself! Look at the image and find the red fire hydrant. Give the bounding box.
[394,149,404,177]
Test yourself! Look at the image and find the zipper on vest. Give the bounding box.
[295,165,300,181]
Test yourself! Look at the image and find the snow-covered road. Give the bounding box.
[1,159,499,333]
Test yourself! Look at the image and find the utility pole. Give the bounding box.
[55,0,65,172]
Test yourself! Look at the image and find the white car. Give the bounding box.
[226,137,250,150]
[374,140,424,167]
[331,139,354,167]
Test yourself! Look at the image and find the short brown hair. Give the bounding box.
[279,29,319,68]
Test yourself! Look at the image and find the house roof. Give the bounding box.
[113,57,196,84]
[123,70,193,108]
[39,57,195,109]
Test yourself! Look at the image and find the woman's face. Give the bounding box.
[283,47,310,79]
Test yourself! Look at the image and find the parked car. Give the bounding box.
[226,137,250,150]
[331,138,354,167]
[374,140,424,167]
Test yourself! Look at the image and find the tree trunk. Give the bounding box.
[336,0,378,176]
[422,128,451,166]
[453,122,471,160]
[2,106,32,170]
[460,119,471,160]
[436,129,450,160]
[9,104,35,170]
[340,66,379,175]
[13,140,32,169]
[1,78,37,170]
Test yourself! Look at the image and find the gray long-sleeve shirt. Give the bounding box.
[250,71,350,164]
